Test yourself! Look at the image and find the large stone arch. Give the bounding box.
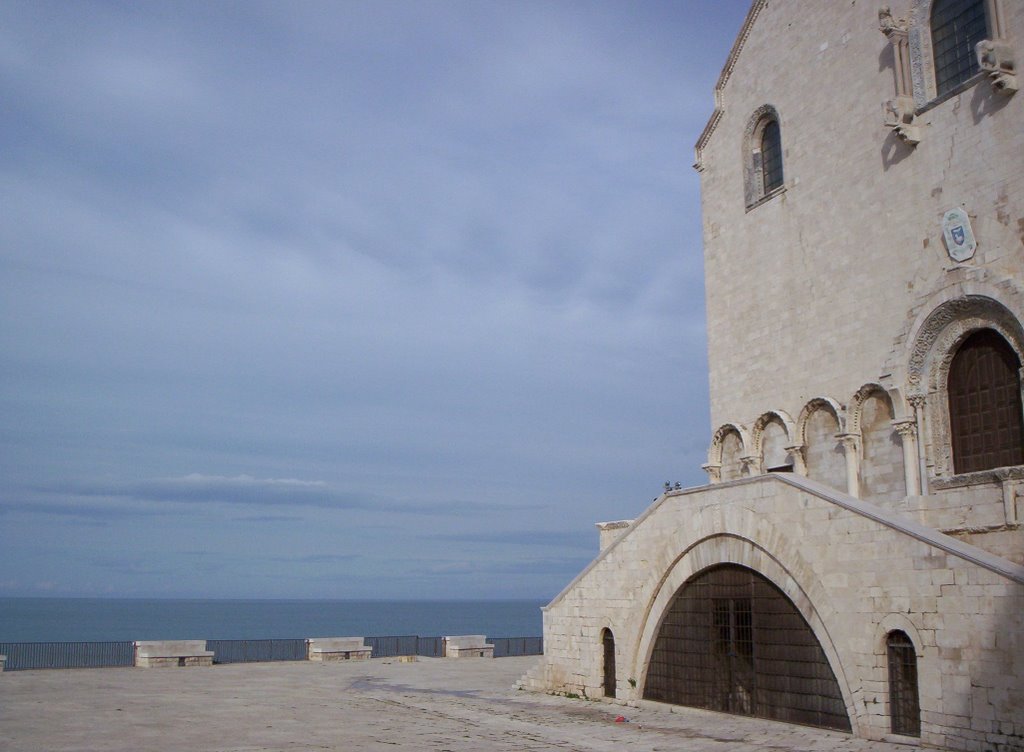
[631,529,864,736]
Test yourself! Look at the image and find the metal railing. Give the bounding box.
[490,636,543,657]
[206,639,307,664]
[365,634,443,658]
[0,634,542,671]
[0,641,134,671]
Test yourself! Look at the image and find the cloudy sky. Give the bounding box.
[1,1,750,600]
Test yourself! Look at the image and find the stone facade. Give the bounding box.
[529,1,1024,749]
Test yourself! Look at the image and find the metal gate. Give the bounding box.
[643,564,850,731]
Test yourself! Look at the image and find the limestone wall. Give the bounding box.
[528,475,1024,750]
[698,0,1024,438]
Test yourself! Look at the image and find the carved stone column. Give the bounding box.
[879,8,912,96]
[785,444,807,475]
[837,433,861,498]
[878,7,920,143]
[892,418,921,497]
[702,463,722,484]
[908,393,929,494]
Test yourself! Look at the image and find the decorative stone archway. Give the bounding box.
[906,295,1024,479]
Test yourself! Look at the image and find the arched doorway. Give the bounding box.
[643,564,850,731]
[949,329,1024,473]
[602,628,616,698]
[886,630,921,736]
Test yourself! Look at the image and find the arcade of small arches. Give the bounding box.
[703,318,1024,502]
[703,386,916,503]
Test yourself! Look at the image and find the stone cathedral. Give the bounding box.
[522,1,1024,748]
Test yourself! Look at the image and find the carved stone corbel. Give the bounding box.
[977,39,1018,96]
[884,97,922,145]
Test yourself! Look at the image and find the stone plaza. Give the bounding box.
[0,656,947,752]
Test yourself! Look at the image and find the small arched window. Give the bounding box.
[948,329,1024,473]
[931,0,989,96]
[743,106,784,209]
[886,630,921,737]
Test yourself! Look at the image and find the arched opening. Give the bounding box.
[886,630,921,737]
[858,389,906,502]
[760,416,791,472]
[602,628,616,698]
[931,0,988,96]
[949,329,1024,473]
[643,564,850,731]
[803,404,845,491]
[720,430,745,481]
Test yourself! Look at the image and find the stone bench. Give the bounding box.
[443,635,494,658]
[134,640,214,668]
[306,637,372,662]
[0,654,6,672]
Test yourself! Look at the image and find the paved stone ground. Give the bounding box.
[0,657,932,751]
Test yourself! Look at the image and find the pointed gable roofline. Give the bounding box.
[693,0,768,173]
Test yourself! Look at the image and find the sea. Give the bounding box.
[0,598,546,643]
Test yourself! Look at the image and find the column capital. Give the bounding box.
[739,455,761,476]
[784,444,807,475]
[892,418,918,439]
[701,463,722,484]
[907,392,928,410]
[836,432,861,451]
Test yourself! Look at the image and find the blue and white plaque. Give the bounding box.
[942,207,977,262]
